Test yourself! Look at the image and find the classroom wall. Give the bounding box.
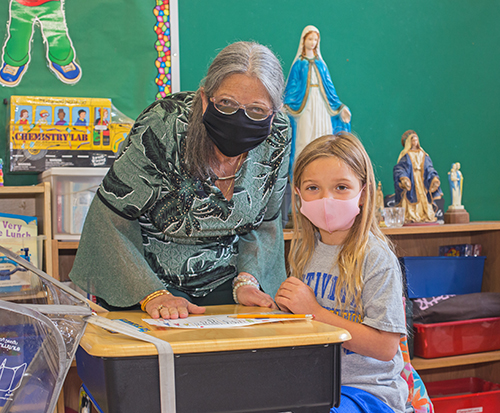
[1,0,498,221]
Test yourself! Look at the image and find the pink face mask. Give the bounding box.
[299,188,364,233]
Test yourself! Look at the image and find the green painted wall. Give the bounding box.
[0,0,158,184]
[1,0,498,220]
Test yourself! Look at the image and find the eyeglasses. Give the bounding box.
[210,96,274,121]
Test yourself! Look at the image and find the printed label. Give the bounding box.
[457,407,483,413]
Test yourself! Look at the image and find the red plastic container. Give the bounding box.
[426,377,500,412]
[413,317,500,358]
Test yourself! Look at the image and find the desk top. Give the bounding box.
[80,305,351,358]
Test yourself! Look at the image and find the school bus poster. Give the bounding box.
[9,96,134,172]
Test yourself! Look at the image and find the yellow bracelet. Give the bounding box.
[140,289,172,312]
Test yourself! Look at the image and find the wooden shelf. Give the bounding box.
[0,182,53,276]
[386,222,500,383]
[285,221,500,384]
[52,240,79,281]
[51,221,500,385]
[412,350,500,371]
[285,221,500,238]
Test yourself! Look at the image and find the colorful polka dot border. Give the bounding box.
[154,0,172,99]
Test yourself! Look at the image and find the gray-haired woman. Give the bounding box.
[70,41,291,319]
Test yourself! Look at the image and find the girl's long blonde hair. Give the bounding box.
[289,132,393,315]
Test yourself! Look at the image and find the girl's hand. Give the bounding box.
[237,285,278,309]
[275,277,322,315]
[143,294,206,319]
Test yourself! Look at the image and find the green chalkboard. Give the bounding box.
[0,0,158,185]
[1,0,498,221]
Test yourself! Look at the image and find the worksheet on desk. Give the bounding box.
[143,314,303,329]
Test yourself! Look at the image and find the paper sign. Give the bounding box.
[143,314,302,329]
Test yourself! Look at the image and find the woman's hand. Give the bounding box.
[143,294,206,320]
[275,277,322,315]
[236,285,278,309]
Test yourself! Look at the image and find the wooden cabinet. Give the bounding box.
[54,222,500,386]
[0,182,53,276]
[383,221,500,385]
[52,240,79,281]
[288,221,500,384]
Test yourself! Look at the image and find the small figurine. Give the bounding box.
[393,130,443,224]
[444,162,469,223]
[0,158,4,186]
[448,162,463,208]
[283,25,351,173]
[375,181,384,225]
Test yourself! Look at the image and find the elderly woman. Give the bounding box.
[69,41,291,319]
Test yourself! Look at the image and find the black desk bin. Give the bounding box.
[76,343,341,413]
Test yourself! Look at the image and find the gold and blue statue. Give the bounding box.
[393,130,443,224]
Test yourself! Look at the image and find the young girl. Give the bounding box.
[276,133,416,413]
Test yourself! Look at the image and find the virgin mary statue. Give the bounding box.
[283,25,351,174]
[393,130,443,223]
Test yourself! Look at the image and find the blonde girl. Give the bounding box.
[276,132,409,413]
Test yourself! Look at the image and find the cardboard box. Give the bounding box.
[0,213,39,267]
[8,95,132,172]
[0,223,45,295]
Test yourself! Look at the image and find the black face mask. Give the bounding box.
[202,101,273,157]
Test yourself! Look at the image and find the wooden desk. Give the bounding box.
[76,305,351,413]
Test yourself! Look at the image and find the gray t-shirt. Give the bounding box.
[303,233,409,413]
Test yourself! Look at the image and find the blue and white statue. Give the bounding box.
[448,162,463,209]
[283,25,351,175]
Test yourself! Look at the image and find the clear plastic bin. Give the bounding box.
[39,167,108,240]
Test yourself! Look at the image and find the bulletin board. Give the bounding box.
[0,0,180,184]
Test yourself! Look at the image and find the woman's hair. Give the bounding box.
[301,30,320,58]
[289,132,392,316]
[185,41,285,180]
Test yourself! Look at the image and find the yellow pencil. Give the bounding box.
[229,314,314,319]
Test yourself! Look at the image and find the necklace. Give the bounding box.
[215,154,243,180]
[216,174,237,182]
[216,154,244,199]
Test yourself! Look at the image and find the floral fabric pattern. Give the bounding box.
[97,92,291,297]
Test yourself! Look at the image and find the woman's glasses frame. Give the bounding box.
[210,96,274,121]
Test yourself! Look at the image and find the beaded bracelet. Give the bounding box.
[232,275,260,304]
[232,273,259,287]
[140,289,172,312]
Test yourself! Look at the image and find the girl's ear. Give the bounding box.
[294,187,301,196]
[359,185,367,207]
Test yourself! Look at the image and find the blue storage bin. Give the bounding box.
[399,256,486,299]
